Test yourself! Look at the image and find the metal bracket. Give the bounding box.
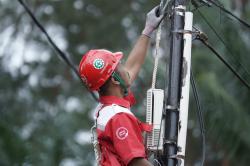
[164,139,177,145]
[192,26,209,41]
[166,105,177,110]
[172,29,199,34]
[176,11,185,16]
[168,154,185,160]
[163,140,185,153]
[168,5,186,17]
[174,5,186,11]
[164,105,179,116]
[173,5,186,16]
[167,154,184,166]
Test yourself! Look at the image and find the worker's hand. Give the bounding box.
[142,6,164,38]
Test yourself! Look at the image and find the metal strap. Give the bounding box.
[172,29,197,34]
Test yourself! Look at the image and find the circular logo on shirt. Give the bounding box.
[93,59,105,69]
[116,127,128,140]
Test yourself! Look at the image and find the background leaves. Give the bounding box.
[0,0,250,165]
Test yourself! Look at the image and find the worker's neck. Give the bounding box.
[100,86,124,98]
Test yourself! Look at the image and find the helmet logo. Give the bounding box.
[93,59,105,69]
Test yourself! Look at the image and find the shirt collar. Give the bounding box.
[99,95,130,108]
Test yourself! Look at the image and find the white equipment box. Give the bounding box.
[146,89,165,152]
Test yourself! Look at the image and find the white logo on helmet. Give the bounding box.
[93,59,105,69]
[116,127,128,140]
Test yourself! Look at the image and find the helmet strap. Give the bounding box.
[112,72,128,96]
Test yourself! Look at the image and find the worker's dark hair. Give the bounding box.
[99,76,112,96]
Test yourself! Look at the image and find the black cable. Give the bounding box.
[191,4,206,12]
[196,9,250,80]
[190,70,206,166]
[196,35,250,89]
[207,0,250,29]
[191,0,209,12]
[17,0,98,101]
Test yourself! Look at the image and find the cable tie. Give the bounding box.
[167,154,184,166]
[172,29,194,34]
[164,139,177,145]
[166,105,177,110]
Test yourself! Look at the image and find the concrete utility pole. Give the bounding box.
[162,0,188,165]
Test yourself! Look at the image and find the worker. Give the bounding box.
[79,6,163,166]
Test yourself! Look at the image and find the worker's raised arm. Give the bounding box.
[125,6,163,83]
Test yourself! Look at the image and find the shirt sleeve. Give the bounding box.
[105,113,146,165]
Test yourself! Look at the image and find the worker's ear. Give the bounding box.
[111,77,120,85]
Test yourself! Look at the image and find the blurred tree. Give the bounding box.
[0,0,250,166]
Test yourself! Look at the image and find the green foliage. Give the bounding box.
[0,0,250,165]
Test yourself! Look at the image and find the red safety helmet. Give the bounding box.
[79,49,123,91]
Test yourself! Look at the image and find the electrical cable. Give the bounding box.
[190,0,207,12]
[151,0,171,163]
[207,0,250,29]
[153,0,170,161]
[195,34,250,89]
[152,0,171,89]
[191,4,206,12]
[190,69,206,166]
[192,0,250,29]
[196,9,250,80]
[17,0,98,101]
[156,106,164,157]
[153,159,162,166]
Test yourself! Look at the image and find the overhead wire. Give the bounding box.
[191,0,250,165]
[194,32,250,89]
[190,0,208,12]
[186,3,207,165]
[194,0,250,30]
[190,69,206,166]
[207,0,250,29]
[196,9,250,81]
[191,0,250,89]
[191,1,250,164]
[17,0,98,101]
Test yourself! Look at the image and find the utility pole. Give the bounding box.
[162,0,187,165]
